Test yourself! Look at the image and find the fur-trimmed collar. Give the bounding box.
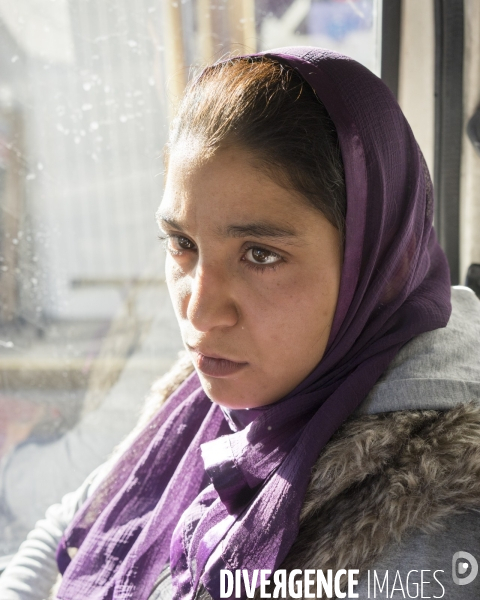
[274,402,480,596]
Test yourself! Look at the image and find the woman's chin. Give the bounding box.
[195,369,274,410]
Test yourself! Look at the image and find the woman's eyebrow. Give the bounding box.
[157,214,301,244]
[225,222,298,240]
[156,214,184,231]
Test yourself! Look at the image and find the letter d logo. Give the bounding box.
[452,551,478,585]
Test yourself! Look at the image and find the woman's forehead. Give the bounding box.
[159,145,330,237]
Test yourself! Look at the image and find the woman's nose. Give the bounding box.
[184,262,239,332]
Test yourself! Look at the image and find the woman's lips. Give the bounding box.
[190,349,248,378]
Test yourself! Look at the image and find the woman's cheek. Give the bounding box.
[255,275,331,347]
[165,258,191,320]
[242,280,299,342]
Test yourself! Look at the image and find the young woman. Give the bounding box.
[1,47,480,600]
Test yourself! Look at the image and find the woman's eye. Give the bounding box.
[174,236,195,251]
[161,235,196,255]
[244,247,281,265]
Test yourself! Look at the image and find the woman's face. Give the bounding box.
[157,145,342,409]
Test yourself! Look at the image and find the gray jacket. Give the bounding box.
[1,286,480,600]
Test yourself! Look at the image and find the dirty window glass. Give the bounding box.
[0,0,381,558]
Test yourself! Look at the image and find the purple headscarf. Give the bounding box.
[56,47,451,600]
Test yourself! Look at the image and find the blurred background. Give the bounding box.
[0,0,479,565]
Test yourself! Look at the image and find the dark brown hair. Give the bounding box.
[167,56,346,237]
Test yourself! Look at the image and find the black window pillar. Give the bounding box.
[381,0,402,99]
[434,0,464,285]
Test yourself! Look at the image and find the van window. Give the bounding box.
[0,0,381,558]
